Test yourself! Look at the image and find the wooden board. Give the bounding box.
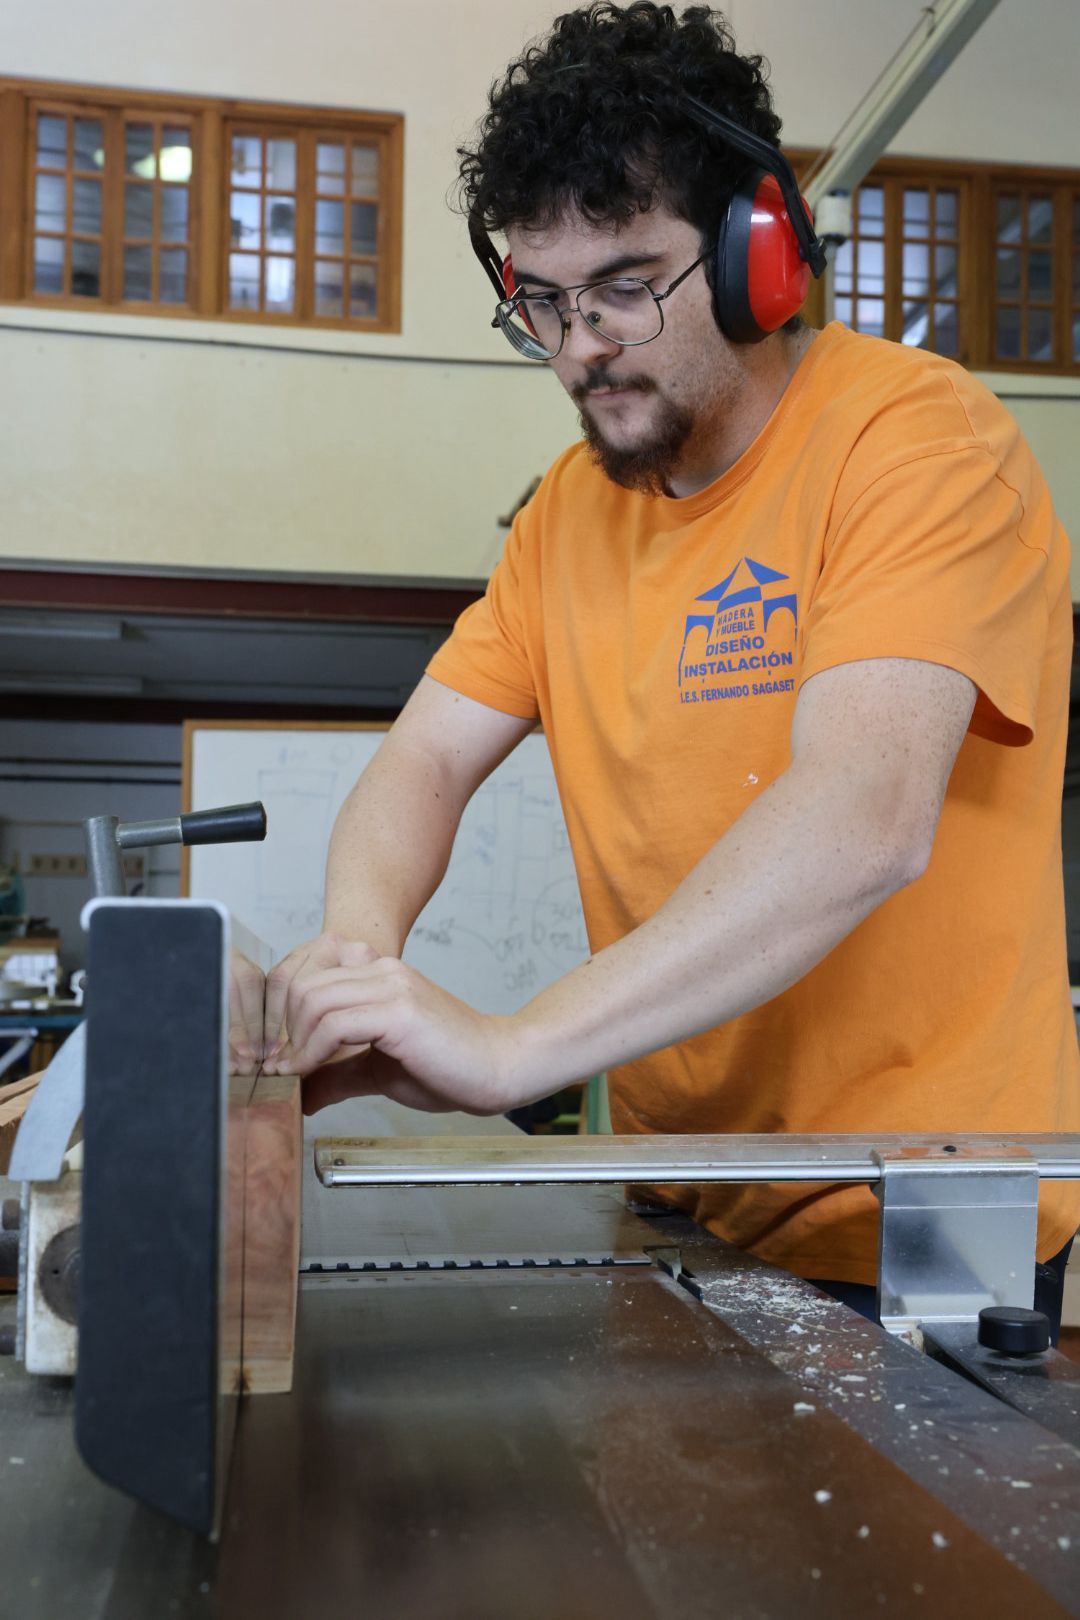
[0,1071,41,1175]
[242,1072,302,1395]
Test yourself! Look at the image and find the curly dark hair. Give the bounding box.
[457,2,783,245]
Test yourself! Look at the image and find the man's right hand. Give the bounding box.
[263,932,380,1063]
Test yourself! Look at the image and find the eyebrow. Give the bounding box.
[512,249,669,289]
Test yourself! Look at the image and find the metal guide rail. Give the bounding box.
[315,1131,1080,1185]
[316,1132,1080,1337]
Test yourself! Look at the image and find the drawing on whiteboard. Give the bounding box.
[404,771,589,1012]
[256,767,337,912]
[187,726,590,1016]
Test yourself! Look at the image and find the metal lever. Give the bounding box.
[85,802,267,898]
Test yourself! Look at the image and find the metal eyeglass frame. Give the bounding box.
[484,244,712,362]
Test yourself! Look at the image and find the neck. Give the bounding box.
[666,325,816,499]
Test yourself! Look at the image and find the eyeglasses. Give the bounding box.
[494,251,710,362]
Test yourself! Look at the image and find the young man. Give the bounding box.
[264,3,1079,1323]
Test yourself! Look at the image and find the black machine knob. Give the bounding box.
[977,1305,1050,1357]
[179,802,267,846]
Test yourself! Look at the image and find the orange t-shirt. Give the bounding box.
[427,322,1080,1284]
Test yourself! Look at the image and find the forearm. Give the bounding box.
[323,737,464,955]
[506,759,926,1099]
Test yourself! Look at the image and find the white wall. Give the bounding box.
[1,0,1079,584]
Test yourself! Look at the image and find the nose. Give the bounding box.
[559,304,620,364]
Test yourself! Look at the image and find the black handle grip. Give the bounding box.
[179,802,267,847]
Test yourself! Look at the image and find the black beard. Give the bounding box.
[576,385,694,498]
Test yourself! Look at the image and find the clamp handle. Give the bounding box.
[178,802,267,847]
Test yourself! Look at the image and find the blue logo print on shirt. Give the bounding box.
[678,558,799,704]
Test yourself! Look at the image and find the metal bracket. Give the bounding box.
[873,1144,1039,1336]
[8,1022,86,1184]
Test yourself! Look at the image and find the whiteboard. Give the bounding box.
[184,724,589,1014]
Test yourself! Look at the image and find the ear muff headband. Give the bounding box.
[683,95,825,344]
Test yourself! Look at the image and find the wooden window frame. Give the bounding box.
[792,150,1080,378]
[0,76,403,333]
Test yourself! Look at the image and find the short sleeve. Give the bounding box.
[798,446,1050,746]
[425,508,540,720]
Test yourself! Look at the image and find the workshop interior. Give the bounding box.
[3,2,1080,1616]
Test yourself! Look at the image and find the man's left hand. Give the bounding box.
[260,945,517,1117]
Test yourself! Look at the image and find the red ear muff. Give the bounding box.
[715,169,812,343]
[502,252,539,339]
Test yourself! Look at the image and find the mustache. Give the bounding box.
[571,367,655,406]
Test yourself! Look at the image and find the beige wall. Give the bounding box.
[2,0,1079,585]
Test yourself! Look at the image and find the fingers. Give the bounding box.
[263,934,380,1055]
[267,961,398,1064]
[277,998,398,1075]
[263,942,316,1054]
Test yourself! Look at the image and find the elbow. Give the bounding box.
[891,833,933,892]
[876,806,937,895]
[847,806,936,903]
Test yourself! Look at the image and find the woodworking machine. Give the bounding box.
[2,894,1080,1619]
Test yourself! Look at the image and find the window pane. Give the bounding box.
[1074,196,1080,244]
[126,123,156,179]
[315,198,344,256]
[266,196,295,250]
[36,112,67,168]
[231,134,261,186]
[160,128,192,184]
[1028,251,1052,300]
[264,255,295,313]
[124,182,153,238]
[229,252,260,310]
[159,248,187,304]
[833,239,853,293]
[1073,251,1080,301]
[996,306,1021,358]
[901,301,929,347]
[123,245,152,300]
[160,185,189,241]
[317,142,346,194]
[935,189,958,233]
[1027,306,1053,361]
[902,242,929,297]
[855,298,884,336]
[73,119,103,171]
[933,245,957,290]
[833,295,852,325]
[996,194,1022,238]
[72,178,102,236]
[349,263,377,319]
[33,235,64,294]
[266,139,296,191]
[1028,196,1053,246]
[350,201,377,255]
[934,304,958,356]
[315,260,344,316]
[230,192,261,249]
[903,188,930,229]
[856,238,883,296]
[996,248,1021,296]
[34,173,66,234]
[1074,314,1080,363]
[71,239,101,297]
[350,144,379,193]
[857,186,883,230]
